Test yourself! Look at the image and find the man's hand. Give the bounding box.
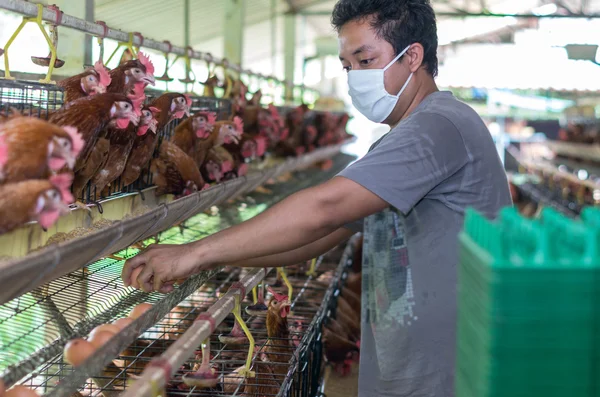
[122,243,210,293]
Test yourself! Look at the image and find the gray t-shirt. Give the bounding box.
[339,91,512,397]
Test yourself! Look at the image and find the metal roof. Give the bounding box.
[91,0,600,82]
[94,0,600,54]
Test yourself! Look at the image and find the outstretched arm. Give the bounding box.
[227,228,355,268]
[123,176,385,292]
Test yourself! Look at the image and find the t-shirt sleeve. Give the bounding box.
[338,112,470,215]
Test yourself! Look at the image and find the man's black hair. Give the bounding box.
[331,0,439,77]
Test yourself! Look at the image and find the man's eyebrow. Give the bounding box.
[339,45,375,61]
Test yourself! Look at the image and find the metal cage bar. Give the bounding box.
[0,0,313,92]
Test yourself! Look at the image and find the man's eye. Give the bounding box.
[359,59,373,66]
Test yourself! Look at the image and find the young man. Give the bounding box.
[122,0,512,395]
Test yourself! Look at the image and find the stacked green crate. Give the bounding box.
[457,207,600,397]
[581,207,600,397]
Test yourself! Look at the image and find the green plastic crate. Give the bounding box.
[456,207,600,397]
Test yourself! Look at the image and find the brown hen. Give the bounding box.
[0,117,83,184]
[120,93,189,187]
[151,141,207,197]
[0,175,73,234]
[58,61,112,104]
[49,93,136,172]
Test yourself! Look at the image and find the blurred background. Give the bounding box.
[2,0,599,159]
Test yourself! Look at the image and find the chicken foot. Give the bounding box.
[219,294,255,378]
[246,282,267,316]
[305,258,318,277]
[182,338,218,388]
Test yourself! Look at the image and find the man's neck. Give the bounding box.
[389,77,439,129]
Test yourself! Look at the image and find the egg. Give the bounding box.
[64,339,95,366]
[89,324,120,338]
[130,303,152,319]
[88,331,114,348]
[129,267,143,289]
[112,317,134,330]
[5,386,39,397]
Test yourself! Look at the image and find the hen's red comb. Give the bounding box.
[267,287,288,302]
[137,51,155,75]
[62,126,84,157]
[184,94,192,107]
[49,173,74,204]
[94,61,111,88]
[206,112,217,125]
[149,106,161,114]
[233,116,244,134]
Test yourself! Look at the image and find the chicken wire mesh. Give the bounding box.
[0,79,64,118]
[0,152,357,397]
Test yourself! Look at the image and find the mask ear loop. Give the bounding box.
[393,74,413,99]
[385,45,413,99]
[383,44,411,72]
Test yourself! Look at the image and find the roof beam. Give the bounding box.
[300,9,600,18]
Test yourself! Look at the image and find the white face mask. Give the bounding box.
[347,45,413,123]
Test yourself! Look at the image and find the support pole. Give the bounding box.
[271,0,277,75]
[184,0,191,80]
[84,0,94,66]
[284,13,297,102]
[47,0,87,75]
[224,0,246,73]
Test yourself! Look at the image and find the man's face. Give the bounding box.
[338,18,413,123]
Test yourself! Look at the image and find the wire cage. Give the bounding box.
[0,79,64,118]
[0,214,222,388]
[0,156,357,397]
[2,244,353,397]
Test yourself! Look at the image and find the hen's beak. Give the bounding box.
[94,85,107,94]
[149,120,158,134]
[66,155,76,169]
[56,201,71,215]
[143,74,156,86]
[280,301,292,317]
[129,112,141,126]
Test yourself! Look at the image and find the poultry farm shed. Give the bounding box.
[0,1,360,397]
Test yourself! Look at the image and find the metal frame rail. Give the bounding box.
[120,268,272,397]
[507,146,595,216]
[0,0,308,90]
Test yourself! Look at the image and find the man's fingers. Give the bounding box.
[122,245,157,286]
[137,263,155,293]
[122,256,145,287]
[159,283,175,294]
[153,273,164,293]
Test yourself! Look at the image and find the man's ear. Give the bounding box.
[406,43,425,73]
